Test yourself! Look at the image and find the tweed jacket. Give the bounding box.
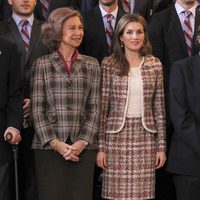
[30,51,101,150]
[99,55,166,152]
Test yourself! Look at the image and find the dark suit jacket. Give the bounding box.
[0,37,23,165]
[79,6,125,64]
[167,55,200,176]
[35,0,77,20]
[0,0,76,21]
[147,5,200,139]
[70,0,98,12]
[118,0,152,21]
[153,0,174,13]
[0,17,49,97]
[148,5,200,77]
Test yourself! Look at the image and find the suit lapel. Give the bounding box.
[94,7,108,52]
[50,52,83,82]
[192,6,200,55]
[115,9,125,30]
[69,54,83,77]
[7,18,27,55]
[50,51,69,80]
[28,19,41,59]
[170,7,189,56]
[35,0,45,21]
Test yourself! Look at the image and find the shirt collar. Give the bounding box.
[12,13,34,26]
[175,2,198,17]
[99,5,118,19]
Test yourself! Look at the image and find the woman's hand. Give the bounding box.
[71,140,86,156]
[155,151,166,169]
[56,141,79,162]
[96,151,107,169]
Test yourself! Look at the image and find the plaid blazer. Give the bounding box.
[30,51,101,149]
[99,55,166,152]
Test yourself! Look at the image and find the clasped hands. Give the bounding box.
[51,140,86,162]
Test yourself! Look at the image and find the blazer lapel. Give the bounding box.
[7,18,27,55]
[28,19,41,59]
[35,0,45,20]
[192,6,200,54]
[115,8,125,30]
[50,52,83,82]
[170,7,189,56]
[69,54,83,77]
[50,52,69,80]
[94,7,108,52]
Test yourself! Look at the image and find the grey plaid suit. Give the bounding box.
[30,51,101,150]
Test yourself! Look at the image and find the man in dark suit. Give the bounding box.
[80,0,125,64]
[0,37,23,200]
[0,0,76,21]
[148,0,200,199]
[35,0,78,20]
[167,27,200,200]
[153,0,174,13]
[0,0,49,199]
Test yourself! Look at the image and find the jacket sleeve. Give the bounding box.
[153,58,166,152]
[98,57,111,152]
[78,58,101,145]
[169,62,200,158]
[30,57,57,147]
[6,42,23,130]
[147,14,165,64]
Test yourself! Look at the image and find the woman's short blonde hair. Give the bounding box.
[41,7,83,50]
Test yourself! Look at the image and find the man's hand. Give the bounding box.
[4,127,21,145]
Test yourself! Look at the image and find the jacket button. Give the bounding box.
[66,106,72,111]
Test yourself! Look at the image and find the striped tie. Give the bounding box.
[105,14,114,52]
[40,0,50,19]
[20,20,30,51]
[182,10,193,56]
[122,0,130,13]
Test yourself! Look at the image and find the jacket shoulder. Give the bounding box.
[149,6,173,23]
[144,55,162,66]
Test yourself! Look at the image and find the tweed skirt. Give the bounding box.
[101,117,156,200]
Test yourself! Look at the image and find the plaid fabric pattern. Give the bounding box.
[102,117,156,200]
[30,52,101,149]
[99,55,166,152]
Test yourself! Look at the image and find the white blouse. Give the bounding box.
[126,59,144,117]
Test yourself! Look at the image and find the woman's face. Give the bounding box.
[120,22,145,54]
[60,16,84,49]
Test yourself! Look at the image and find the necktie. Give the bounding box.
[20,20,30,51]
[105,14,114,52]
[182,10,193,56]
[122,0,130,13]
[40,0,50,19]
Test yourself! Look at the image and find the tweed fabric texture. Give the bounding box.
[30,52,101,149]
[101,117,156,200]
[99,55,166,152]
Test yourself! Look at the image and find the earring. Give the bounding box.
[120,42,124,48]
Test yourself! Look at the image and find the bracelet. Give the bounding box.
[49,138,60,151]
[80,140,89,147]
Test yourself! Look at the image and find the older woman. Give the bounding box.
[30,8,101,200]
[97,14,166,200]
